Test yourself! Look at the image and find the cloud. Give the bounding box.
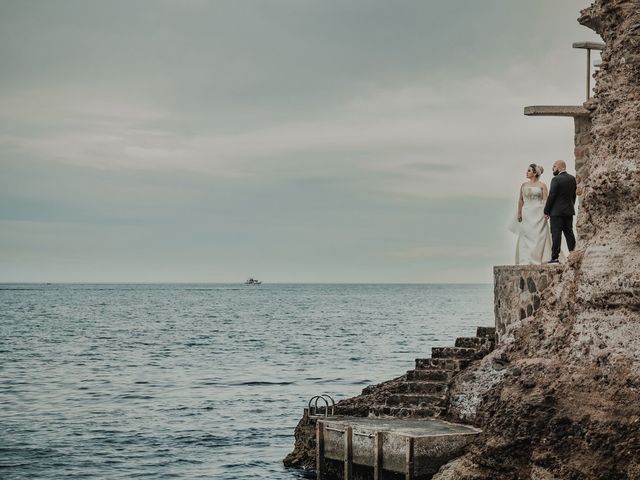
[0,0,601,281]
[402,162,454,173]
[1,54,579,200]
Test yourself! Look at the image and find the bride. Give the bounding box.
[512,163,553,264]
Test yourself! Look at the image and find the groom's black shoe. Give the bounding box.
[546,259,560,264]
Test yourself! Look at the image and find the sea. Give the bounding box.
[0,283,493,480]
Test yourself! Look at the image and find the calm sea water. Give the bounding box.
[0,283,493,479]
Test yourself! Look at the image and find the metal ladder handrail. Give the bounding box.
[321,394,335,413]
[308,395,329,416]
[308,394,336,417]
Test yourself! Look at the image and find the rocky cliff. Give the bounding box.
[284,1,640,478]
[434,1,640,478]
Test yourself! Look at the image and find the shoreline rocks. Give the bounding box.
[284,1,640,478]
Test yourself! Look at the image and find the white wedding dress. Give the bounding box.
[512,186,553,265]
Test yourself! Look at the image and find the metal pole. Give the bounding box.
[586,48,591,100]
[316,422,324,480]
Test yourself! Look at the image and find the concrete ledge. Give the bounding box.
[319,416,480,477]
[493,264,565,273]
[524,105,590,117]
[572,41,605,50]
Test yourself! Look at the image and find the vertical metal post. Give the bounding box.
[573,41,605,101]
[316,422,324,480]
[373,431,383,480]
[344,426,353,480]
[586,48,591,100]
[405,436,414,480]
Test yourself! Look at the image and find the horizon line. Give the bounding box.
[0,281,493,286]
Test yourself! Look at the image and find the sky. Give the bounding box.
[0,0,601,283]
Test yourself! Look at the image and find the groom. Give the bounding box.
[544,160,577,263]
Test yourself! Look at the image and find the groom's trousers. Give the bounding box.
[550,215,576,260]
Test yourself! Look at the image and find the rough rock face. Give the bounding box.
[284,2,640,478]
[434,1,640,479]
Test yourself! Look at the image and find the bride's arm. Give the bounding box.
[542,182,549,202]
[517,185,524,222]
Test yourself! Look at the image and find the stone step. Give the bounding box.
[431,346,477,359]
[406,369,453,382]
[391,381,448,395]
[369,405,444,419]
[454,336,493,349]
[476,326,496,339]
[386,394,446,408]
[415,357,470,371]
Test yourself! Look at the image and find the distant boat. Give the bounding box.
[244,278,262,285]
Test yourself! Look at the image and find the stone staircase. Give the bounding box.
[369,326,496,418]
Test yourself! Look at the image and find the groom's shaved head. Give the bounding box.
[553,160,567,172]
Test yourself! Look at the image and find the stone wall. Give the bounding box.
[574,113,593,196]
[493,265,564,338]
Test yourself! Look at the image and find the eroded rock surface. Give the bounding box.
[284,2,640,478]
[435,1,640,478]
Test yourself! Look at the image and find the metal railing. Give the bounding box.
[308,394,336,417]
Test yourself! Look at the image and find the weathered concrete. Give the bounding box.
[493,265,563,338]
[524,105,590,117]
[319,417,480,479]
[572,41,605,50]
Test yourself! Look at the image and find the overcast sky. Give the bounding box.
[0,0,600,283]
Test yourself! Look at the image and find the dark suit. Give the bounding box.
[544,171,577,260]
